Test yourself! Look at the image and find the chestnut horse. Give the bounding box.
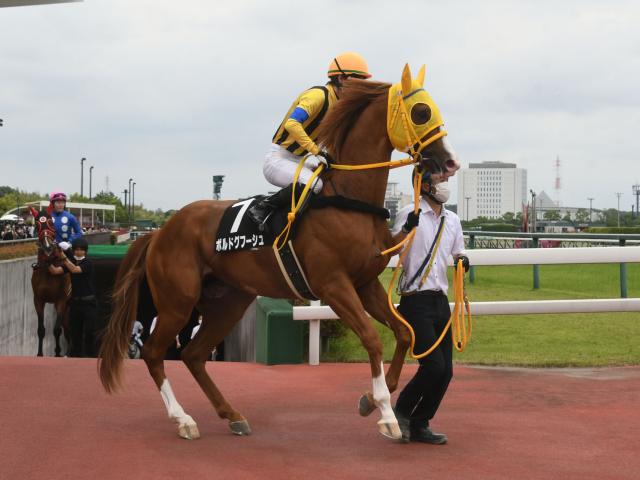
[99,67,460,441]
[29,208,70,357]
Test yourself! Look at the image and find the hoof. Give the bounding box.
[358,392,376,417]
[377,420,402,441]
[229,419,252,436]
[178,422,200,440]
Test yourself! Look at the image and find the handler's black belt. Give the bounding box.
[72,295,96,302]
[400,289,444,297]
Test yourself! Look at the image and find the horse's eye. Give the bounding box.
[411,103,431,125]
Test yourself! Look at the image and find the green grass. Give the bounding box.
[321,263,640,367]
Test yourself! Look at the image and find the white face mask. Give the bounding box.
[73,255,85,261]
[431,182,450,203]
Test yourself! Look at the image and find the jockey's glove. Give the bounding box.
[58,241,71,251]
[315,150,335,167]
[402,210,421,233]
[455,255,470,272]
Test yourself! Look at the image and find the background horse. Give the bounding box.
[99,66,460,441]
[29,207,70,357]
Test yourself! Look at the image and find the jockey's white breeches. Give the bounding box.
[263,144,323,194]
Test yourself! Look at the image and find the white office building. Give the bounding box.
[457,161,527,220]
[385,182,413,223]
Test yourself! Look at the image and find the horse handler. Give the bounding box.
[391,172,469,444]
[49,237,97,357]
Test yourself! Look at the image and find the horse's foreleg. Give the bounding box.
[356,279,411,417]
[320,278,401,441]
[142,310,199,440]
[182,289,255,436]
[34,298,45,357]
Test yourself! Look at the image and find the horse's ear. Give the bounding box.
[417,64,426,86]
[401,63,412,94]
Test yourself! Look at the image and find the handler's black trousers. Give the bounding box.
[395,292,453,427]
[69,299,98,358]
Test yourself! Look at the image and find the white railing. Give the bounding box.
[295,246,640,365]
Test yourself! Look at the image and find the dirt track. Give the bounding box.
[0,358,638,479]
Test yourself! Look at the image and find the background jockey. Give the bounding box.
[47,191,82,251]
[248,52,372,226]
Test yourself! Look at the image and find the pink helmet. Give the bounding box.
[49,191,67,203]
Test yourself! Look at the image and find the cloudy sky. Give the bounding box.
[1,0,639,211]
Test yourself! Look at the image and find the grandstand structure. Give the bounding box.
[4,201,116,227]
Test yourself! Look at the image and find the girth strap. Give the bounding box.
[310,195,389,219]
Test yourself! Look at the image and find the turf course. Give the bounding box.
[321,263,640,366]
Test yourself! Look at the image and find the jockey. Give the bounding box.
[248,52,372,226]
[47,191,82,251]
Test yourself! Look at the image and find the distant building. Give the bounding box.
[385,182,413,223]
[533,191,586,222]
[457,161,527,220]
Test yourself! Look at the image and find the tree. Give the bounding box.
[543,209,561,221]
[575,208,590,224]
[502,212,515,223]
[562,212,573,223]
[0,187,45,216]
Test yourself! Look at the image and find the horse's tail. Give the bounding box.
[98,232,154,393]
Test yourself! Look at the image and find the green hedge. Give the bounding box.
[585,227,640,234]
[479,223,518,232]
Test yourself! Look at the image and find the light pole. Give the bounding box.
[128,178,133,225]
[89,166,94,199]
[132,182,136,223]
[89,165,95,228]
[615,192,623,227]
[587,197,594,224]
[529,189,537,232]
[464,196,471,222]
[80,157,86,196]
[122,189,128,224]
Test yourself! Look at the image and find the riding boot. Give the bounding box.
[247,184,295,227]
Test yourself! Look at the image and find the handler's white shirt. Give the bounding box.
[392,197,466,295]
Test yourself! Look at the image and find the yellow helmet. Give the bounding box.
[328,52,371,78]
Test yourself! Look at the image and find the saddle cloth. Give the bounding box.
[215,196,286,253]
[214,195,317,300]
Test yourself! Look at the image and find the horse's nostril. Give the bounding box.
[445,159,460,171]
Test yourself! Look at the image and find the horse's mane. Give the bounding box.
[317,79,391,159]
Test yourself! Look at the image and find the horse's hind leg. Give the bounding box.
[182,289,255,436]
[34,298,45,357]
[142,307,199,440]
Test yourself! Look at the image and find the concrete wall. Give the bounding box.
[224,299,256,362]
[1,255,256,360]
[0,256,66,356]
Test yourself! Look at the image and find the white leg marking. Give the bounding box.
[372,362,397,426]
[160,379,198,437]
